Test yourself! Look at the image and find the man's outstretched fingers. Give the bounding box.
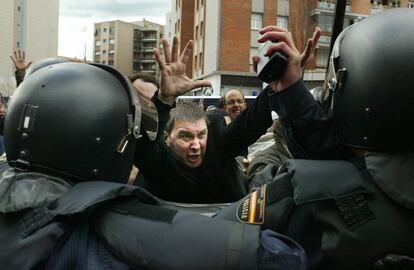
[192,79,211,90]
[252,56,259,73]
[259,25,288,35]
[154,48,166,70]
[171,36,180,63]
[180,40,193,64]
[162,39,172,64]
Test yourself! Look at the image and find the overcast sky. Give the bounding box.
[58,0,171,60]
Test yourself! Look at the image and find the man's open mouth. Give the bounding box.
[188,154,200,162]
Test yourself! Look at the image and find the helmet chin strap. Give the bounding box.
[117,114,135,154]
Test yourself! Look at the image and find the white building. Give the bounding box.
[0,0,59,96]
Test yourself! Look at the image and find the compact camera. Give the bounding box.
[257,40,288,83]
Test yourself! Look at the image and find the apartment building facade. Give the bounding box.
[167,0,196,78]
[169,0,413,96]
[132,20,164,79]
[298,0,414,86]
[0,0,59,96]
[93,20,163,77]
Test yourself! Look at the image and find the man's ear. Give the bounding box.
[163,131,169,145]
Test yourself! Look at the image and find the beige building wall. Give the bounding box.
[0,1,15,77]
[94,20,163,77]
[25,0,59,61]
[0,0,59,95]
[114,21,134,76]
[94,21,134,76]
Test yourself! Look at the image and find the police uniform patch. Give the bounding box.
[236,185,266,224]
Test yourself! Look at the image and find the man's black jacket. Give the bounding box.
[134,88,274,203]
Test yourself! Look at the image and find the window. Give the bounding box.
[316,49,328,68]
[109,50,115,55]
[109,39,115,45]
[200,21,204,37]
[251,14,263,30]
[95,51,101,56]
[102,50,107,54]
[95,40,101,46]
[17,6,21,12]
[103,28,107,33]
[108,60,114,66]
[194,55,198,69]
[102,60,106,64]
[109,27,115,34]
[277,16,288,29]
[318,14,333,32]
[199,52,203,69]
[133,62,140,70]
[103,39,107,44]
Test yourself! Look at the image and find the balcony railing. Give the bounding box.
[370,3,395,14]
[315,2,351,12]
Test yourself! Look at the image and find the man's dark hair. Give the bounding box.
[128,73,160,89]
[217,96,226,109]
[165,102,208,135]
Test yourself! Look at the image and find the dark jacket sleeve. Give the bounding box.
[0,117,4,136]
[15,70,25,87]
[221,87,273,158]
[268,80,351,160]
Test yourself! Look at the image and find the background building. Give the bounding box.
[295,0,413,88]
[93,19,163,78]
[168,0,414,96]
[168,0,195,79]
[94,21,135,76]
[132,20,164,79]
[0,0,59,96]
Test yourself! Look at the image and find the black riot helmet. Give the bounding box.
[327,8,414,151]
[24,57,69,79]
[4,62,158,183]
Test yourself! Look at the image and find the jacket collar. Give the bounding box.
[365,151,414,210]
[0,169,71,214]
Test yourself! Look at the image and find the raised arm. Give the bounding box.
[253,26,347,159]
[10,50,32,87]
[153,36,210,105]
[135,36,211,166]
[222,27,323,158]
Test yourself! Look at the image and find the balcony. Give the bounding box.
[310,2,369,21]
[370,2,396,14]
[137,58,156,63]
[310,2,351,16]
[141,47,155,52]
[142,37,157,42]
